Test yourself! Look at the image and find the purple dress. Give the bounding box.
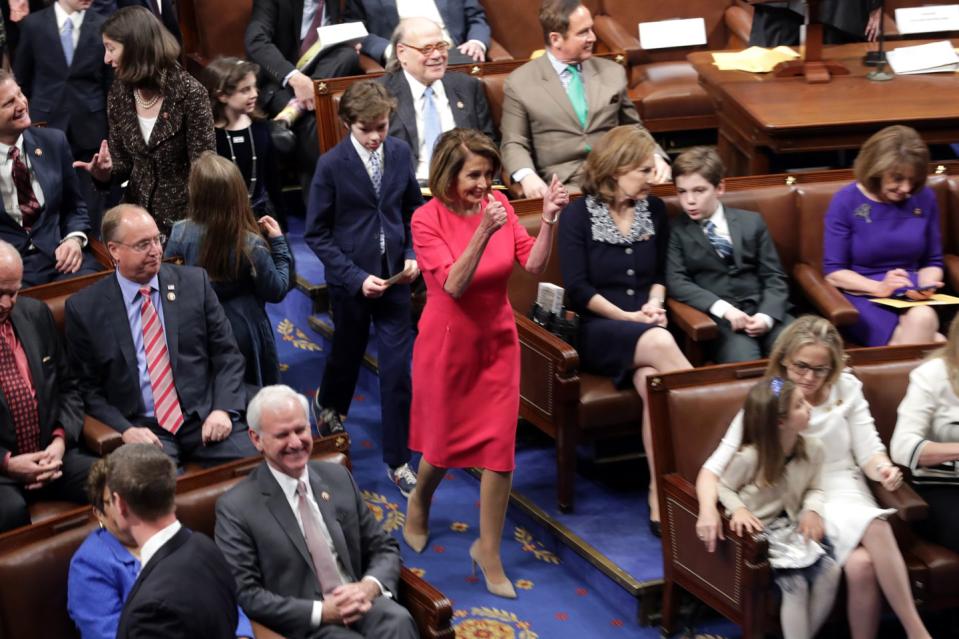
[823,183,943,345]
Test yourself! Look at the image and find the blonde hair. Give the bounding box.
[581,126,656,204]
[854,125,929,198]
[766,315,846,391]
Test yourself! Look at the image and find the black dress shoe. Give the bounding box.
[649,520,662,538]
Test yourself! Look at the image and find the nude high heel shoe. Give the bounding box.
[469,540,517,599]
[402,523,429,553]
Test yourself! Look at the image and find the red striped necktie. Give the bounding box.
[0,324,39,454]
[139,287,183,434]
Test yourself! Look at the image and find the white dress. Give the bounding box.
[704,372,895,565]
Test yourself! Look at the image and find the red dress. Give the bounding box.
[409,191,534,472]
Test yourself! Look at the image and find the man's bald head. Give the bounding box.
[394,17,448,86]
[0,241,22,323]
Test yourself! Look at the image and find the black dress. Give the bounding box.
[558,194,670,388]
[214,120,285,225]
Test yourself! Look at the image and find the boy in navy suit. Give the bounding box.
[305,80,423,496]
[666,147,793,363]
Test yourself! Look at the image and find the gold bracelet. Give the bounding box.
[541,215,558,226]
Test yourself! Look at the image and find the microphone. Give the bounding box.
[864,0,887,67]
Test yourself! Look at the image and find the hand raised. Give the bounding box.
[257,215,283,238]
[481,193,507,235]
[73,140,112,183]
[542,174,569,222]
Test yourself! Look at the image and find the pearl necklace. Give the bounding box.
[224,126,257,197]
[133,88,160,110]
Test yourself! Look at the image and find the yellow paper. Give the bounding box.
[869,293,959,308]
[712,46,800,73]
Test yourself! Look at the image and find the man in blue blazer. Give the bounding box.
[354,0,491,63]
[64,205,257,468]
[380,17,496,184]
[0,72,101,287]
[13,0,110,162]
[305,81,423,495]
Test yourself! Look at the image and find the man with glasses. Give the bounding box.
[65,204,256,469]
[380,17,495,184]
[500,0,671,199]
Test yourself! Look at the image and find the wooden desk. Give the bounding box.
[689,40,959,175]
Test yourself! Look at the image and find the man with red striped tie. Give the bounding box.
[65,204,256,468]
[0,240,95,532]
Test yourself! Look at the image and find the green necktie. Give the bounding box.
[566,64,588,128]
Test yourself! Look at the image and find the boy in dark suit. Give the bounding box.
[305,80,423,496]
[666,147,793,363]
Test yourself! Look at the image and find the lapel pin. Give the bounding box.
[34,148,42,157]
[167,284,175,290]
[167,292,176,301]
[456,100,464,109]
[914,208,922,216]
[320,491,331,501]
[162,112,169,119]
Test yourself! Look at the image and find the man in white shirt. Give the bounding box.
[215,385,416,639]
[380,17,496,184]
[106,443,240,639]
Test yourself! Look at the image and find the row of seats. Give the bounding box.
[651,344,959,637]
[505,164,959,512]
[0,435,454,639]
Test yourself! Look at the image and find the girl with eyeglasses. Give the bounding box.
[696,315,931,639]
[718,377,840,639]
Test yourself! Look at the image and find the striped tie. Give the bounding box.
[140,287,184,434]
[704,220,734,262]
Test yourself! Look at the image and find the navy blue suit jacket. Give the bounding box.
[64,264,247,433]
[305,135,423,295]
[0,128,91,269]
[117,0,182,42]
[354,0,491,63]
[14,7,111,154]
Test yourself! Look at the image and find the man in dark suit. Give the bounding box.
[245,0,363,182]
[215,385,417,639]
[14,0,112,233]
[106,443,238,639]
[64,204,257,468]
[500,0,670,199]
[749,0,882,47]
[666,147,792,363]
[0,240,95,532]
[355,0,490,64]
[306,80,421,495]
[380,16,495,185]
[116,0,181,41]
[0,71,101,287]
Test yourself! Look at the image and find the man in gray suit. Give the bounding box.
[500,0,670,199]
[666,147,792,364]
[380,16,496,184]
[215,385,416,639]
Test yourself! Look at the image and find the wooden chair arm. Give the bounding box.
[592,15,646,67]
[82,415,123,456]
[358,54,384,74]
[399,567,455,639]
[793,263,859,327]
[943,253,959,293]
[486,38,513,62]
[514,311,580,377]
[667,299,719,342]
[869,479,929,523]
[724,5,753,47]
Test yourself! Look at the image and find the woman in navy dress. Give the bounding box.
[823,125,945,346]
[558,126,691,535]
[165,153,292,387]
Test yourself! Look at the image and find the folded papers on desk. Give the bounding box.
[869,293,959,309]
[711,46,799,73]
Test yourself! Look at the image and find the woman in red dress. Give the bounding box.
[404,129,568,599]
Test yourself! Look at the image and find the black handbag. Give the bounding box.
[530,303,579,348]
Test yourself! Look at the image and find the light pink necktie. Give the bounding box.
[296,480,343,594]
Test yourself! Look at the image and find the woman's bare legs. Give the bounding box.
[404,457,445,541]
[632,328,692,522]
[473,469,513,586]
[845,547,881,639]
[889,306,942,345]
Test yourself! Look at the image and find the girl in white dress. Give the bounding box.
[696,316,930,639]
[719,377,840,639]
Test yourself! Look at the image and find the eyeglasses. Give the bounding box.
[786,361,833,379]
[400,41,450,56]
[114,234,166,253]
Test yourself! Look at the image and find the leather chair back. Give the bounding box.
[600,0,735,61]
[480,0,600,59]
[180,0,251,65]
[853,359,925,448]
[21,270,113,333]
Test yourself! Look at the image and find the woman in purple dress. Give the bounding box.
[823,125,945,346]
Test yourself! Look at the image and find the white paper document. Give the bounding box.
[316,21,368,52]
[895,5,959,35]
[638,17,707,50]
[886,40,959,74]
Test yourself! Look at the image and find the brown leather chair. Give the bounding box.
[0,436,454,639]
[479,0,601,60]
[591,1,748,133]
[648,345,959,638]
